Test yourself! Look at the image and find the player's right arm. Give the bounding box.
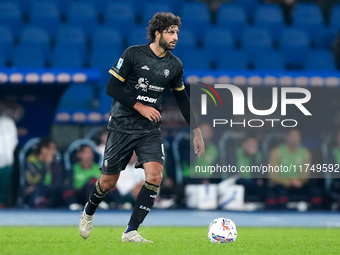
[106,48,161,122]
[106,77,160,122]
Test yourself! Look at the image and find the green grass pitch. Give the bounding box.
[1,227,339,255]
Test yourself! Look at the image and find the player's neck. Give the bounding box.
[149,43,167,58]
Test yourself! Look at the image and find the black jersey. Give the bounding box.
[107,44,185,133]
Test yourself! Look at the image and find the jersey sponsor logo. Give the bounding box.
[164,69,170,78]
[116,58,124,69]
[141,65,150,70]
[148,84,165,92]
[136,77,149,91]
[136,77,165,93]
[136,95,157,103]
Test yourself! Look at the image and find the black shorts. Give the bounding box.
[100,130,165,175]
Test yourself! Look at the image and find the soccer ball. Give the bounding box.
[208,217,237,243]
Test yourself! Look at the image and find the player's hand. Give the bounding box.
[193,127,205,158]
[134,102,161,122]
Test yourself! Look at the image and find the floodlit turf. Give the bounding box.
[0,227,339,255]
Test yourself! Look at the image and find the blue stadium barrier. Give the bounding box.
[184,70,340,87]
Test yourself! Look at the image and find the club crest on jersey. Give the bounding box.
[164,69,170,78]
[135,77,149,91]
[116,58,124,69]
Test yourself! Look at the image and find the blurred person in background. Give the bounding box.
[267,129,322,210]
[231,134,267,203]
[0,100,18,208]
[95,128,108,157]
[65,144,120,210]
[187,122,218,182]
[115,151,145,209]
[24,137,63,208]
[329,128,340,210]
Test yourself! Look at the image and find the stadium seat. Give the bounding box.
[253,51,285,70]
[147,0,182,14]
[76,0,107,16]
[0,51,6,67]
[172,29,197,57]
[242,27,273,62]
[89,48,122,72]
[0,1,22,36]
[304,50,336,71]
[58,84,94,111]
[233,0,259,19]
[12,46,46,68]
[13,0,31,13]
[104,2,135,38]
[141,2,173,26]
[203,27,235,56]
[120,0,148,17]
[0,25,14,62]
[66,2,97,36]
[292,3,324,43]
[51,46,85,68]
[253,4,285,42]
[215,50,248,70]
[98,88,113,114]
[29,1,60,36]
[54,25,87,56]
[280,28,310,68]
[91,27,124,53]
[314,26,338,49]
[180,49,211,70]
[19,26,51,57]
[127,26,149,46]
[330,5,340,30]
[180,2,211,39]
[36,0,69,16]
[217,5,247,42]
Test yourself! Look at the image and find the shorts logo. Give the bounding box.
[136,77,149,91]
[116,58,124,69]
[136,95,157,103]
[164,69,170,78]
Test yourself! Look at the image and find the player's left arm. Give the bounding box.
[172,87,205,158]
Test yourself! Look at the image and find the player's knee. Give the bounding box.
[146,171,163,186]
[99,176,118,192]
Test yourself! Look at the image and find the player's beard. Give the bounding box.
[159,34,176,51]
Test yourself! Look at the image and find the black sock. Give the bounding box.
[127,181,159,231]
[85,180,107,215]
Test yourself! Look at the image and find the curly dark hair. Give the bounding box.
[35,137,55,154]
[147,12,182,43]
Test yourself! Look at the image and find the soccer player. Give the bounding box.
[79,12,205,243]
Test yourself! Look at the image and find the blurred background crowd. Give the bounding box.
[1,0,340,211]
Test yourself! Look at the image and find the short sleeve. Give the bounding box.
[170,64,185,91]
[108,48,133,83]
